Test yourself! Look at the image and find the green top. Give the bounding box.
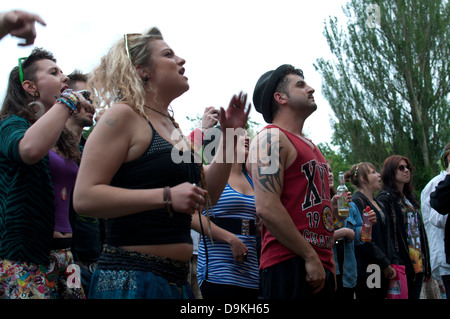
[0,115,54,265]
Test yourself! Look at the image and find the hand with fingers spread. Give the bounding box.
[0,10,46,46]
[219,91,251,131]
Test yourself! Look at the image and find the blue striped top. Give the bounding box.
[197,183,259,289]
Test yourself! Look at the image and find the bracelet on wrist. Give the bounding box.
[163,186,173,217]
[56,89,79,114]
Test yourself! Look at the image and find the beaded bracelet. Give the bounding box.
[163,186,173,217]
[56,89,79,114]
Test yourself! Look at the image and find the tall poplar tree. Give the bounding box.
[314,0,449,191]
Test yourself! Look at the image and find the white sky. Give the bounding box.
[0,0,349,145]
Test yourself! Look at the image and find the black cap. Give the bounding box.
[252,64,303,123]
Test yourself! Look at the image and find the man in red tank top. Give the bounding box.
[248,64,336,299]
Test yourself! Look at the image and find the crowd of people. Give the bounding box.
[0,9,449,300]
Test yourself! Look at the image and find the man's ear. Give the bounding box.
[22,80,38,97]
[273,92,287,105]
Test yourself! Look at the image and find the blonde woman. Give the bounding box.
[73,28,250,299]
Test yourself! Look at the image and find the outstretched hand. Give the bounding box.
[219,92,251,131]
[0,10,46,46]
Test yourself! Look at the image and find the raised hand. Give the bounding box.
[219,91,251,131]
[0,10,46,46]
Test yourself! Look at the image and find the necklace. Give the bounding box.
[145,105,172,118]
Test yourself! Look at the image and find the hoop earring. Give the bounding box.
[28,101,45,118]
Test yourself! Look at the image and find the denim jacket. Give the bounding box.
[333,202,362,288]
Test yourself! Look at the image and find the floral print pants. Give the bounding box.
[0,248,85,299]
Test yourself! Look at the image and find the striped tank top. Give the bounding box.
[197,180,259,289]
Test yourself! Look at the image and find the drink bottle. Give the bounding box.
[336,171,350,217]
[361,206,372,242]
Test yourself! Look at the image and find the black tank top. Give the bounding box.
[106,122,201,247]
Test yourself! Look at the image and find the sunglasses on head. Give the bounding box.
[18,57,27,84]
[123,33,141,59]
[397,164,411,172]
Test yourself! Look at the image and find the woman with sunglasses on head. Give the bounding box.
[73,28,250,299]
[0,47,89,299]
[347,162,398,299]
[377,155,431,299]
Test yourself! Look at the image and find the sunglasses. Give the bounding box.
[123,33,141,59]
[76,90,96,114]
[18,57,27,84]
[397,164,411,172]
[77,90,92,102]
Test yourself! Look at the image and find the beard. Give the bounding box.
[74,115,94,128]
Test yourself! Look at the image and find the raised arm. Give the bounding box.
[19,91,87,164]
[203,92,250,204]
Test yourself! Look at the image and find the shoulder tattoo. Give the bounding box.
[250,130,283,194]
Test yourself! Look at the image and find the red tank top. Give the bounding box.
[259,125,335,273]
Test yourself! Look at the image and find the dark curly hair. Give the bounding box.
[0,47,80,162]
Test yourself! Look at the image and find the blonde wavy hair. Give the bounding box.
[88,27,163,119]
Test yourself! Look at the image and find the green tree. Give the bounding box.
[318,142,351,190]
[314,0,450,192]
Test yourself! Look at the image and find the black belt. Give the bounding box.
[51,237,72,250]
[210,217,256,236]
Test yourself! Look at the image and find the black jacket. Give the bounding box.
[352,192,399,273]
[430,174,450,215]
[430,174,450,263]
[377,190,431,279]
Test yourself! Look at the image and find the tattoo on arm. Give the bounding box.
[104,116,118,127]
[252,131,283,194]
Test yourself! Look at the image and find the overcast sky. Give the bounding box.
[0,0,349,145]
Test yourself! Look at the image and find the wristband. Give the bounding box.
[163,186,173,217]
[57,89,79,114]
